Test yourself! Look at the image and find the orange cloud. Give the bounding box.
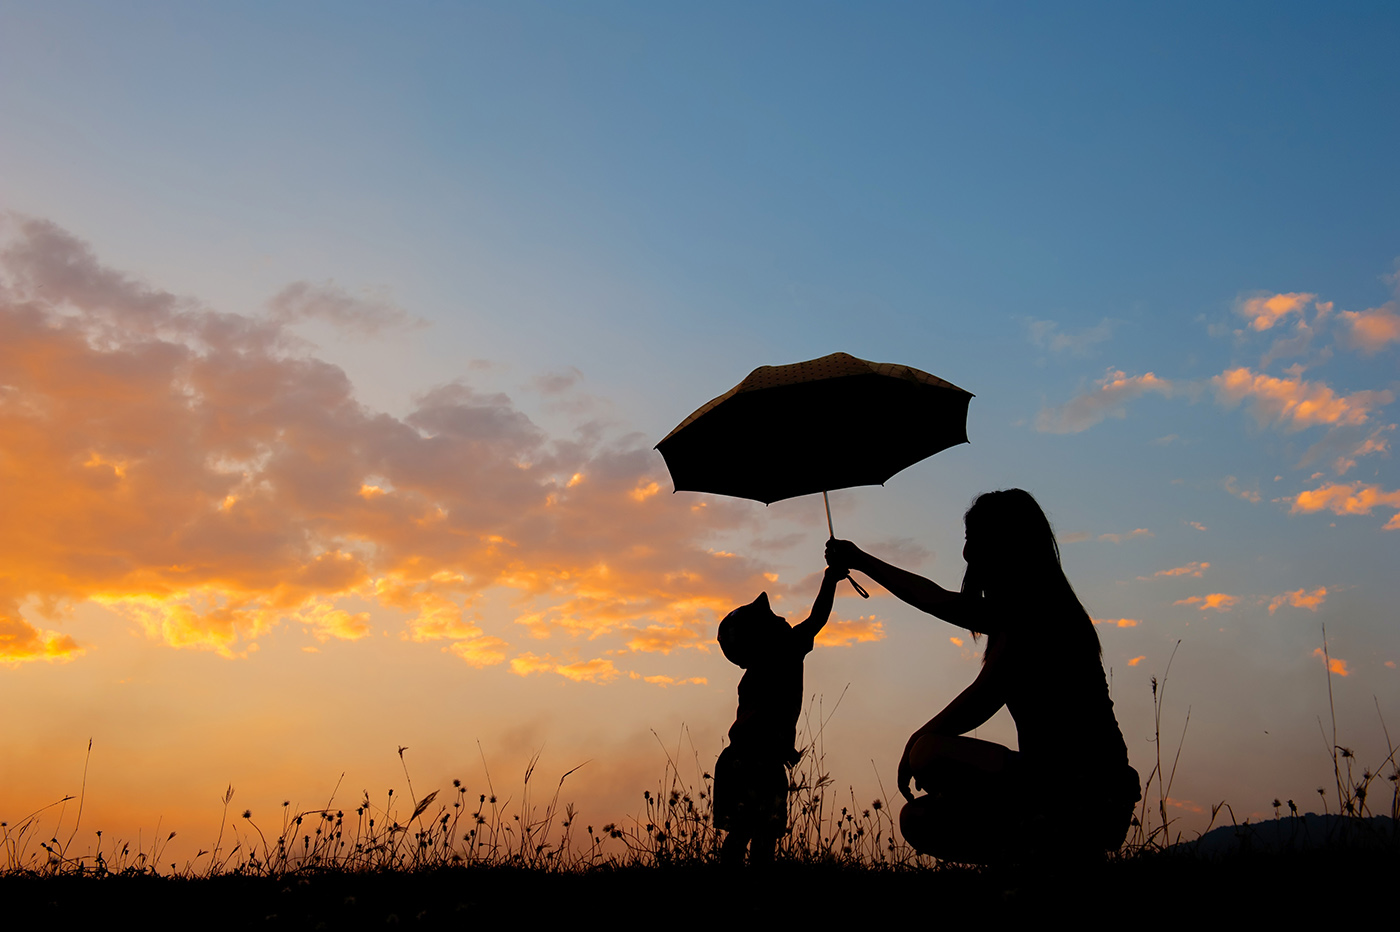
[949,636,964,646]
[1212,368,1392,432]
[621,623,709,655]
[815,615,886,648]
[508,652,620,683]
[629,481,660,502]
[1289,481,1400,529]
[1093,618,1140,628]
[1099,528,1153,544]
[1174,593,1238,612]
[1268,587,1327,614]
[1165,797,1206,814]
[447,636,510,668]
[1312,648,1349,676]
[302,604,374,642]
[1141,562,1208,579]
[1237,292,1317,331]
[1339,305,1400,354]
[1127,655,1146,667]
[0,216,788,668]
[1036,370,1173,434]
[554,657,621,684]
[0,614,83,664]
[1187,521,1207,531]
[639,674,707,687]
[509,652,558,677]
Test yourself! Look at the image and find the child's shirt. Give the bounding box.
[727,618,822,761]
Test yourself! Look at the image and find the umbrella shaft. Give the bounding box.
[823,490,868,598]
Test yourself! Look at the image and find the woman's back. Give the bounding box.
[993,613,1131,788]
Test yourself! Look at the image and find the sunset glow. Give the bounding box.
[1,4,1396,862]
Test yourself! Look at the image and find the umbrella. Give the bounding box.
[656,352,974,594]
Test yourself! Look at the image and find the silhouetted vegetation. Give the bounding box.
[5,667,1396,926]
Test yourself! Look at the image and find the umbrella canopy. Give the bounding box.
[656,352,973,505]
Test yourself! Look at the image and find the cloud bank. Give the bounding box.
[0,217,801,671]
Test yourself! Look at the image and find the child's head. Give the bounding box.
[717,592,790,668]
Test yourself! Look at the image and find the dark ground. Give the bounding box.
[4,847,1396,929]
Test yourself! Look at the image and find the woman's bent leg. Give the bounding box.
[900,735,1022,863]
[907,734,1014,791]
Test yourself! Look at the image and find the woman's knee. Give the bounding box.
[898,795,938,851]
[899,796,1012,864]
[908,734,1015,793]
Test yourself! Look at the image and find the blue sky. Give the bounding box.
[1,2,1397,855]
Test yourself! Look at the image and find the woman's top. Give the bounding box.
[982,601,1133,798]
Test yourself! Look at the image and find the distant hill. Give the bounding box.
[1176,813,1396,856]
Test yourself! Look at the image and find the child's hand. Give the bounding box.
[823,564,847,583]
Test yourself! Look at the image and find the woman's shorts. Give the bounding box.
[713,745,788,835]
[904,750,1140,862]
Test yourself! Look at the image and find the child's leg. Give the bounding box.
[748,827,779,866]
[721,829,750,866]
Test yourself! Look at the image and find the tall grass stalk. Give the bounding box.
[1126,640,1202,850]
[1314,626,1400,838]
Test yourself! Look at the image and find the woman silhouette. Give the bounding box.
[827,489,1139,863]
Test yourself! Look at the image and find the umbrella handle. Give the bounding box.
[823,491,869,598]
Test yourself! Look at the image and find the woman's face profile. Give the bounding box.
[963,523,1010,581]
[963,525,986,566]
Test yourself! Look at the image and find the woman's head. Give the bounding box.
[961,488,1063,590]
[960,489,1097,648]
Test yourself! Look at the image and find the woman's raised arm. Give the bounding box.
[825,539,996,631]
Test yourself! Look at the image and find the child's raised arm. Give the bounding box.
[794,565,843,643]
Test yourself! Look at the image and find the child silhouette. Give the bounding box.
[714,565,841,866]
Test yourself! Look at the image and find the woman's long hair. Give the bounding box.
[959,489,1100,654]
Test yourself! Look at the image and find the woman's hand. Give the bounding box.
[896,739,917,803]
[825,538,864,573]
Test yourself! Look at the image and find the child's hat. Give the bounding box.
[717,592,780,666]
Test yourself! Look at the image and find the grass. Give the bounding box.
[2,685,922,878]
[5,639,1398,926]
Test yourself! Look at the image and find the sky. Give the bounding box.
[1,2,1397,862]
